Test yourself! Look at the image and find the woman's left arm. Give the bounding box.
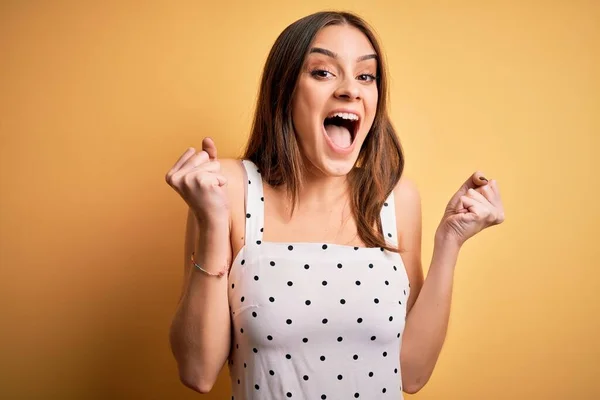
[394,174,505,394]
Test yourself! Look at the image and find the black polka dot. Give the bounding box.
[383,351,387,357]
[252,311,257,317]
[305,300,311,305]
[270,261,275,266]
[389,316,393,321]
[384,202,389,206]
[287,281,293,286]
[357,318,363,323]
[255,384,259,390]
[304,264,310,269]
[241,296,245,302]
[288,245,293,251]
[241,328,244,333]
[286,354,291,359]
[321,396,326,400]
[322,280,328,286]
[404,289,407,295]
[246,213,251,218]
[286,319,292,324]
[256,240,261,245]
[382,388,387,393]
[322,244,328,249]
[302,338,308,343]
[399,300,402,305]
[337,336,343,342]
[320,355,326,361]
[354,394,360,398]
[354,247,359,250]
[380,247,385,251]
[269,296,275,302]
[394,368,398,374]
[337,263,342,269]
[269,370,275,376]
[254,275,259,281]
[244,362,247,368]
[261,197,264,202]
[387,233,392,237]
[368,263,374,269]
[238,379,240,384]
[340,299,346,304]
[286,392,292,398]
[393,266,397,271]
[374,298,379,304]
[241,259,245,265]
[253,348,258,353]
[260,227,264,232]
[355,280,361,285]
[231,283,235,289]
[385,280,389,285]
[322,318,328,324]
[267,335,273,340]
[337,374,343,380]
[353,354,358,360]
[368,372,374,377]
[397,333,401,338]
[248,180,251,184]
[371,336,376,341]
[303,375,309,381]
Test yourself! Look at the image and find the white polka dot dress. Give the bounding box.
[227,160,410,400]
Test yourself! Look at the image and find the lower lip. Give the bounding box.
[322,125,357,156]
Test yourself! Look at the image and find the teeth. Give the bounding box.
[327,112,359,121]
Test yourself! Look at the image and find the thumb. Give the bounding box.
[449,171,488,206]
[202,137,218,161]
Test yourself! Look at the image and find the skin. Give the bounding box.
[169,23,505,394]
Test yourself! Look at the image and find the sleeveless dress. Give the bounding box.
[227,160,410,400]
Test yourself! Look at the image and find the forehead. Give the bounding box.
[310,24,376,59]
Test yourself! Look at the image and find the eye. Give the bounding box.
[357,74,377,82]
[311,69,335,79]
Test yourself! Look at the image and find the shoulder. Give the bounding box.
[391,175,424,312]
[391,175,422,250]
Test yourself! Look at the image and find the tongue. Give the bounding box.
[324,124,351,148]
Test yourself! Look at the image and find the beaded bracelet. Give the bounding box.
[190,252,228,277]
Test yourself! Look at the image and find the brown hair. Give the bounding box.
[243,11,404,251]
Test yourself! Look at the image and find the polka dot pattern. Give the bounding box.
[227,161,410,399]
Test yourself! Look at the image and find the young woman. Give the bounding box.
[165,11,504,400]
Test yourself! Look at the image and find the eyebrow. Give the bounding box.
[309,47,377,62]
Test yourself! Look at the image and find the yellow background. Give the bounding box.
[1,1,598,399]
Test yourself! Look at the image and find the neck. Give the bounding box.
[292,162,351,213]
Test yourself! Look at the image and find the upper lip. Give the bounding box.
[325,108,361,120]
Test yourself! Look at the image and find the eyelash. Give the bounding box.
[310,69,378,82]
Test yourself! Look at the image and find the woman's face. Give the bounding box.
[292,24,379,177]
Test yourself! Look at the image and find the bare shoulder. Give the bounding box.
[392,175,424,313]
[218,158,247,255]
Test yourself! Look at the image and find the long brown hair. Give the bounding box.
[243,11,404,251]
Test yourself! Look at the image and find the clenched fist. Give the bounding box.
[165,138,229,227]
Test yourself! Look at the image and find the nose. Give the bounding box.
[334,78,361,101]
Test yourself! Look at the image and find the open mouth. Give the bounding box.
[323,113,359,149]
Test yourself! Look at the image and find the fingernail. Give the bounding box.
[480,176,488,182]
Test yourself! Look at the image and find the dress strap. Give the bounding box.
[241,160,265,246]
[380,190,398,247]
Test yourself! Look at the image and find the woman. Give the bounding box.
[165,11,504,399]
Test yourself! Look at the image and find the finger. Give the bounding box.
[467,188,493,207]
[449,171,489,206]
[165,147,195,180]
[202,137,218,161]
[173,151,210,180]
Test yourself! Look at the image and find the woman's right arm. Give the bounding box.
[165,139,240,393]
[169,208,232,393]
